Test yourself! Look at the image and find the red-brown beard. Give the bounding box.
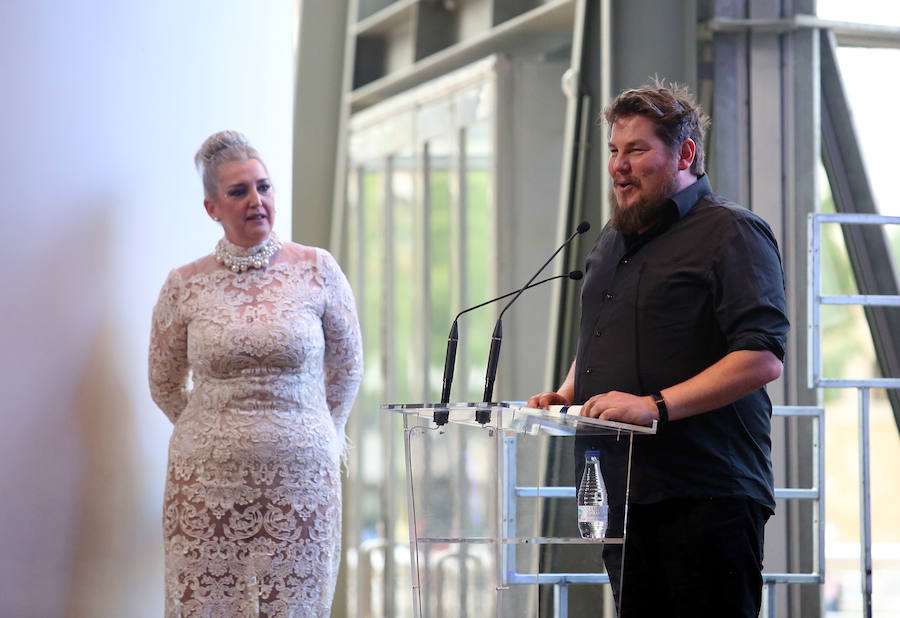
[608,169,680,235]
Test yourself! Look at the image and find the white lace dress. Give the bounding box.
[149,241,363,618]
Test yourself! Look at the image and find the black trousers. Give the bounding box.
[602,496,771,618]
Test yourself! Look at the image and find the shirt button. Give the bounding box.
[594,329,602,337]
[585,367,593,374]
[605,292,614,300]
[622,258,630,264]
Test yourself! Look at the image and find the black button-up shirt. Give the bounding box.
[575,175,789,511]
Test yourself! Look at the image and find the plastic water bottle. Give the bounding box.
[577,450,609,539]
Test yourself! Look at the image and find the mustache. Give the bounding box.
[614,176,639,186]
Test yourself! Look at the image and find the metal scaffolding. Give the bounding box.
[808,212,900,618]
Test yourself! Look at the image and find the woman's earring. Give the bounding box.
[213,216,220,221]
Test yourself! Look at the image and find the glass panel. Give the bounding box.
[390,148,417,615]
[419,97,454,144]
[356,160,387,617]
[394,406,634,617]
[428,135,455,402]
[351,107,415,162]
[461,120,494,401]
[393,148,417,403]
[457,80,494,127]
[407,421,523,617]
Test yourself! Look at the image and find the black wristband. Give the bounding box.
[651,391,668,433]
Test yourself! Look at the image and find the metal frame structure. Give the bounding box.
[504,405,823,618]
[808,212,900,618]
[761,406,826,618]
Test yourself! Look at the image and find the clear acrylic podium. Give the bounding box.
[380,402,657,617]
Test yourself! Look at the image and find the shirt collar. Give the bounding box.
[670,173,711,220]
[622,174,711,250]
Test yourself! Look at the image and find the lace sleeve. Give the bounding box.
[319,249,363,429]
[149,269,190,423]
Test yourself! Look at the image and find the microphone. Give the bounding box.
[439,269,583,410]
[480,221,590,418]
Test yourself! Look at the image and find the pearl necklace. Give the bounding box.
[214,232,283,272]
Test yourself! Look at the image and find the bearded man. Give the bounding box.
[527,82,790,617]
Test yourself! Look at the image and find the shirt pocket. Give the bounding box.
[634,261,717,386]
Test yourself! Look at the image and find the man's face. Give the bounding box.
[607,114,681,234]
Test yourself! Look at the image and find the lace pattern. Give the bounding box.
[149,243,363,617]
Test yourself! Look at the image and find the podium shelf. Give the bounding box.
[381,401,657,435]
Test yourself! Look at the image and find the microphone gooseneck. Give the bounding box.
[438,270,583,411]
[481,222,590,408]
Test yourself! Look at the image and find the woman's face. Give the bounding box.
[204,159,274,247]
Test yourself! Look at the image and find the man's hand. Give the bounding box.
[526,391,571,410]
[526,361,576,410]
[581,390,658,425]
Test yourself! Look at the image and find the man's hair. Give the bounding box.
[603,78,710,176]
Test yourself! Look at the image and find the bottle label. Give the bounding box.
[578,505,608,522]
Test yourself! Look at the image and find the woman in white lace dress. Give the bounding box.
[149,131,363,617]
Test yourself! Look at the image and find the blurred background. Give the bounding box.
[1,0,899,616]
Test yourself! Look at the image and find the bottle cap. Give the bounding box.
[584,450,601,458]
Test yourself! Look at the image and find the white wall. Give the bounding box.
[0,1,295,615]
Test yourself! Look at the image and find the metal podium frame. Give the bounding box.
[381,401,656,618]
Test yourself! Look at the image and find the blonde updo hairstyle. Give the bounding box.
[194,130,267,199]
